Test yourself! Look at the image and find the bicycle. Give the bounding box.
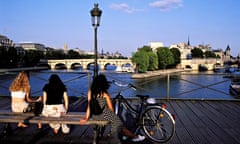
[111,80,176,143]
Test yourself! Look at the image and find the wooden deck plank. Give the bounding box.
[196,101,238,144]
[178,101,211,144]
[1,97,240,144]
[184,101,224,144]
[168,101,195,144]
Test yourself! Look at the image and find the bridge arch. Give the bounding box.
[71,63,82,70]
[104,63,117,70]
[55,63,67,69]
[46,59,135,70]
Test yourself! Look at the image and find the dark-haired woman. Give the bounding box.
[41,74,70,134]
[80,74,145,142]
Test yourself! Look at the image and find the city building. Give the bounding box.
[170,42,193,59]
[149,42,164,52]
[0,34,14,48]
[16,42,46,51]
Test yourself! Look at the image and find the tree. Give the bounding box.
[205,51,216,58]
[24,50,44,66]
[0,46,8,68]
[7,46,18,67]
[138,45,152,52]
[170,48,181,66]
[67,50,81,59]
[156,47,174,69]
[147,52,158,71]
[132,45,158,72]
[191,48,203,58]
[132,51,149,73]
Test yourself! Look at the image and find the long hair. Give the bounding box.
[9,71,30,93]
[48,74,65,89]
[91,74,110,98]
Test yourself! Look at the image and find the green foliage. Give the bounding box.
[191,48,203,58]
[204,51,216,58]
[132,51,149,73]
[147,52,158,71]
[25,50,44,66]
[156,47,174,69]
[0,46,19,68]
[45,50,65,59]
[170,48,181,65]
[67,50,81,59]
[138,45,153,52]
[132,45,159,72]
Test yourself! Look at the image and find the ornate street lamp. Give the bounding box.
[90,3,102,78]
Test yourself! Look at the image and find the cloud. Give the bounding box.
[149,0,183,11]
[109,3,143,13]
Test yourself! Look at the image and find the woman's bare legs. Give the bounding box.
[121,127,137,138]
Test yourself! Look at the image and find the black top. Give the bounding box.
[43,84,66,105]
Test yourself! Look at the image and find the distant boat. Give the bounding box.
[115,64,134,73]
[213,64,225,73]
[229,78,240,98]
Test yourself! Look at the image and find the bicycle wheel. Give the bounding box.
[141,106,175,143]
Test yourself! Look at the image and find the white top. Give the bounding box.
[11,91,26,98]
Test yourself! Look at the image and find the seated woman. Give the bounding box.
[9,71,41,128]
[41,74,70,134]
[80,74,145,142]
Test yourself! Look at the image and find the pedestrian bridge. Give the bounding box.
[42,59,135,70]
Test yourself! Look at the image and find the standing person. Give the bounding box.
[9,71,41,128]
[80,74,145,142]
[41,74,70,134]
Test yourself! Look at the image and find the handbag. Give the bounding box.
[90,97,105,116]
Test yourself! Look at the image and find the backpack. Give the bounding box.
[90,96,105,116]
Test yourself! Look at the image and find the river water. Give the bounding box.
[0,69,235,100]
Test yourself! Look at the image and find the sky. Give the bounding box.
[1,0,240,57]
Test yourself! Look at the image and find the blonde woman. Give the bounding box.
[9,71,41,128]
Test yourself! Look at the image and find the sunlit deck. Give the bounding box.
[0,96,240,144]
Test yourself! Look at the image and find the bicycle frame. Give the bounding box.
[112,80,176,143]
[114,93,151,133]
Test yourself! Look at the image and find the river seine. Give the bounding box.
[0,69,235,100]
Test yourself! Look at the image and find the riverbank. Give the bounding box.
[131,69,184,79]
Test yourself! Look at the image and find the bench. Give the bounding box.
[0,110,110,144]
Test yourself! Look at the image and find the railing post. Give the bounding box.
[167,74,170,100]
[88,72,92,90]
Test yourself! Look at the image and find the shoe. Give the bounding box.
[131,135,146,142]
[61,124,70,134]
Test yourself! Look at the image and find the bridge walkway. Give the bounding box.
[0,96,240,144]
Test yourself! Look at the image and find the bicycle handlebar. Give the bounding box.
[112,80,136,91]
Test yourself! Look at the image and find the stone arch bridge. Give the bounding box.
[43,59,135,70]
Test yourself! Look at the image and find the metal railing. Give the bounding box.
[0,70,237,100]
